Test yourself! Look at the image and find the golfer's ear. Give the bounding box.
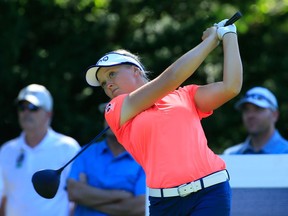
[133,66,142,76]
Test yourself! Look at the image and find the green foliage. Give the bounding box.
[1,0,288,153]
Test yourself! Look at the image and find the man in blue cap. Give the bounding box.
[224,86,288,154]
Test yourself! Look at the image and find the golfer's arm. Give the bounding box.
[121,31,219,125]
[194,33,242,112]
[67,179,132,206]
[95,195,145,216]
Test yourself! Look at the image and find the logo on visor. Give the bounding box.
[97,56,109,64]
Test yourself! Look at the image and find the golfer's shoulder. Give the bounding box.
[0,137,20,154]
[49,128,80,150]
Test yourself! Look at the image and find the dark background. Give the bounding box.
[1,0,288,153]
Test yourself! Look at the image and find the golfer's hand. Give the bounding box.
[215,19,237,40]
[202,26,217,40]
[214,19,229,28]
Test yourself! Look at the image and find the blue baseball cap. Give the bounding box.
[235,87,278,111]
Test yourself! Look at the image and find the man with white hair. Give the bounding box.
[0,84,80,216]
[224,86,288,154]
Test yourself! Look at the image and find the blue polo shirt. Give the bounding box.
[68,139,146,216]
[223,130,288,154]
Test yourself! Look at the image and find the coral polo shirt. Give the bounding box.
[105,85,226,188]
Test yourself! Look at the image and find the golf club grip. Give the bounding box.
[224,11,242,26]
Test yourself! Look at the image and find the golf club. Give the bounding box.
[32,126,110,199]
[224,11,242,26]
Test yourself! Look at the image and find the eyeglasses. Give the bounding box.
[18,103,40,112]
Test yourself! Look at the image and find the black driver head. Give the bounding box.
[31,127,110,199]
[32,169,61,199]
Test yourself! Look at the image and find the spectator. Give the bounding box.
[67,103,146,216]
[0,84,80,216]
[224,86,288,154]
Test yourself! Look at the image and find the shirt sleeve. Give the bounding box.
[104,95,126,131]
[181,85,213,119]
[104,94,132,145]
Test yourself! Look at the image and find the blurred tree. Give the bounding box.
[1,0,287,154]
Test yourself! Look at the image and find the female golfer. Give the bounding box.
[85,19,242,216]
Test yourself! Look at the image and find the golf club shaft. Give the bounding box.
[58,126,110,172]
[224,11,242,26]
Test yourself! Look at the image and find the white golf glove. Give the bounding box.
[214,19,229,28]
[214,19,237,40]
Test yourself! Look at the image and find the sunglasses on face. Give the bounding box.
[18,103,40,112]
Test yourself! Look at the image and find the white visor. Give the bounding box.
[85,52,145,86]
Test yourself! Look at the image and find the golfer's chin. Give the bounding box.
[111,89,124,98]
